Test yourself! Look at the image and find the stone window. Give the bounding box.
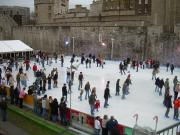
[48,13,51,18]
[129,0,135,9]
[48,6,51,10]
[145,0,148,4]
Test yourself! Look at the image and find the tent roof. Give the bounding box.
[0,40,33,53]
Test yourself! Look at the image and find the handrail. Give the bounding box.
[157,122,180,134]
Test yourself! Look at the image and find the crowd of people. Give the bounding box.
[0,51,179,135]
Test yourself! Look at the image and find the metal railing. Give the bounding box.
[157,122,180,135]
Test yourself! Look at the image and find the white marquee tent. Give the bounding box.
[0,40,33,53]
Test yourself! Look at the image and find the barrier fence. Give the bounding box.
[5,87,133,135]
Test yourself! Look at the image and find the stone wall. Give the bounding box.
[12,25,180,66]
[0,15,17,40]
[12,25,148,60]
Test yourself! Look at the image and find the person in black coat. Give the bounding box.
[14,87,19,106]
[0,97,7,121]
[51,98,59,122]
[59,97,67,126]
[164,92,172,118]
[106,116,118,135]
[62,84,67,101]
[170,64,174,75]
[155,77,160,92]
[85,58,89,68]
[60,55,64,67]
[159,79,164,96]
[104,87,110,108]
[166,63,170,72]
[115,79,121,96]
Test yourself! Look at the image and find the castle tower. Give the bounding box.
[34,0,54,24]
[54,0,69,16]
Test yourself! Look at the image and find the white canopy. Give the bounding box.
[0,40,33,53]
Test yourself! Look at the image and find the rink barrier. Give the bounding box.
[7,105,75,135]
[5,87,133,135]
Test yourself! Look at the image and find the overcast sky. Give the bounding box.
[0,0,93,12]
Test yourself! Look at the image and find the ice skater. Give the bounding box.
[78,88,84,101]
[85,81,91,100]
[164,91,172,118]
[78,72,84,90]
[115,79,121,96]
[104,86,110,108]
[170,64,174,75]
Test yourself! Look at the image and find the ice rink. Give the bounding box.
[5,56,180,130]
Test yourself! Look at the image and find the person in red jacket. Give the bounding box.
[173,97,180,120]
[32,63,37,76]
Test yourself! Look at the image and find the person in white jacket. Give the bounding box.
[94,116,101,135]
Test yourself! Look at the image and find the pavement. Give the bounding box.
[0,121,30,135]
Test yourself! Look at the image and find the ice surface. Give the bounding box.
[3,56,180,130]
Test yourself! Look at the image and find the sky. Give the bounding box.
[0,0,93,12]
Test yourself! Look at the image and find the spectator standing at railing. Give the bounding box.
[102,115,108,135]
[9,75,15,104]
[106,116,118,135]
[51,98,58,122]
[59,97,67,126]
[19,87,26,108]
[42,95,47,119]
[0,96,7,122]
[14,87,19,106]
[94,116,101,135]
[33,91,38,114]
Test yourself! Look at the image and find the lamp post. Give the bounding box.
[72,37,75,54]
[111,38,114,60]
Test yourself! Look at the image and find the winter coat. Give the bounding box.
[173,99,180,109]
[62,86,67,96]
[106,119,118,131]
[104,88,110,99]
[85,83,90,91]
[164,80,169,89]
[171,65,174,71]
[89,94,96,105]
[47,76,51,84]
[51,100,59,116]
[159,80,164,89]
[125,78,131,86]
[122,83,127,94]
[164,95,172,108]
[19,90,25,99]
[155,78,160,86]
[78,74,83,81]
[116,80,120,92]
[59,102,66,116]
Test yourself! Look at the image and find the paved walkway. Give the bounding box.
[0,121,30,135]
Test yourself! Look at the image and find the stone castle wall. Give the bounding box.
[12,25,180,66]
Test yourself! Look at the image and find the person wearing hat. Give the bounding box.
[62,84,67,102]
